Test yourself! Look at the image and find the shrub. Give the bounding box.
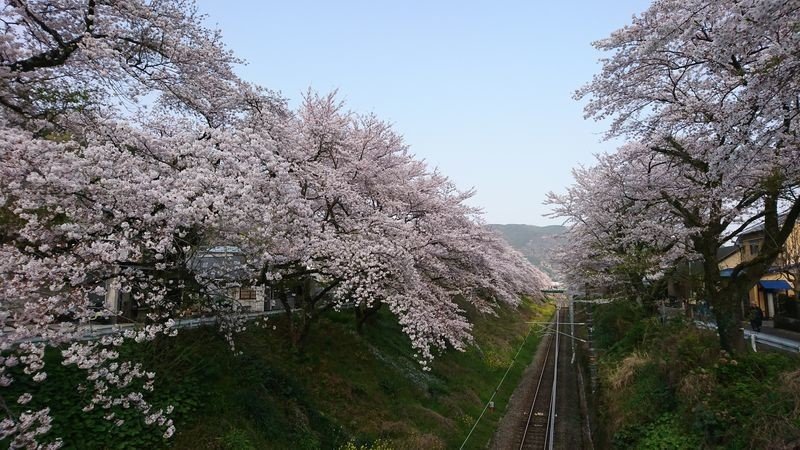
[592,302,645,354]
[637,413,700,450]
[220,429,255,450]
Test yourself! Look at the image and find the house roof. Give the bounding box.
[671,246,739,276]
[738,213,789,238]
[717,245,738,261]
[189,246,249,280]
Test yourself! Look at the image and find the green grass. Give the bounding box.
[6,298,553,449]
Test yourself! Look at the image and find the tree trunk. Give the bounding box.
[295,278,315,350]
[277,290,297,347]
[295,278,340,349]
[700,241,747,354]
[355,302,382,334]
[709,292,746,354]
[296,315,314,350]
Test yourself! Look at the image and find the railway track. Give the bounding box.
[516,308,560,449]
[492,303,593,450]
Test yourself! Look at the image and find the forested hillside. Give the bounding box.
[489,225,565,279]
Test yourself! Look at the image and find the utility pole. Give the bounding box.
[570,296,575,364]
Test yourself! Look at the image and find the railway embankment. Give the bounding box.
[591,302,800,449]
[1,299,554,449]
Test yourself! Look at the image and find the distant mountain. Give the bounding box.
[489,224,566,279]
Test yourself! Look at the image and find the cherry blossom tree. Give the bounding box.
[0,0,292,446]
[2,1,549,446]
[547,146,687,305]
[236,92,549,362]
[574,0,800,351]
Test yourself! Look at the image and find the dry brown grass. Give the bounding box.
[600,351,655,433]
[677,368,716,405]
[608,351,651,390]
[779,369,800,414]
[743,369,800,449]
[407,405,457,430]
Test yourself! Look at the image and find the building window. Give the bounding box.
[239,288,257,300]
[749,242,760,256]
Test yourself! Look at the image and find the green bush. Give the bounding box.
[606,360,673,431]
[637,413,699,450]
[220,429,256,450]
[592,301,646,355]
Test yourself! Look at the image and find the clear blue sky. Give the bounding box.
[196,1,651,226]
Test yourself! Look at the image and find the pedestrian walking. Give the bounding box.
[750,304,763,332]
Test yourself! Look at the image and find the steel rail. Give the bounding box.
[547,308,560,450]
[519,310,558,449]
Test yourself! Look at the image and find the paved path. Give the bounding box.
[697,320,800,352]
[742,320,800,352]
[749,320,800,340]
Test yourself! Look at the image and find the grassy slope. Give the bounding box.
[4,297,549,449]
[165,299,554,449]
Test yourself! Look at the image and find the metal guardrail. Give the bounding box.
[742,329,800,352]
[695,321,800,353]
[7,301,357,345]
[5,309,294,345]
